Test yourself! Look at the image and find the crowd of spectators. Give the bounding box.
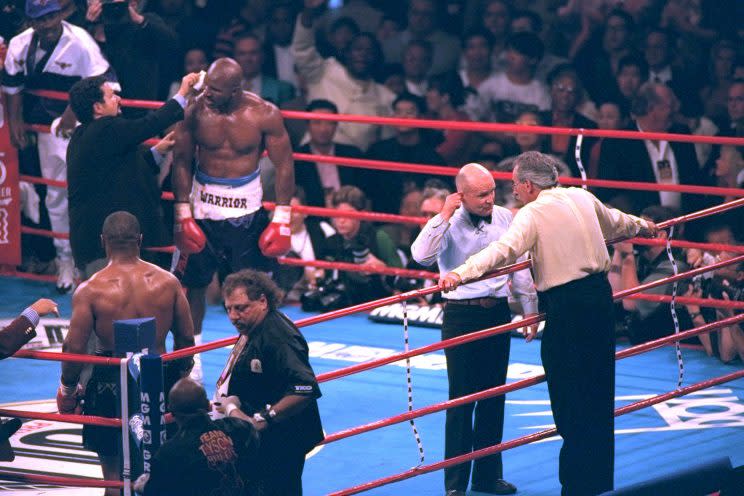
[0,0,742,360]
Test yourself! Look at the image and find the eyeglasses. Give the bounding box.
[553,84,578,94]
[728,96,744,103]
[512,180,526,190]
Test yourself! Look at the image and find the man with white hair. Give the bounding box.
[439,151,659,496]
[412,162,538,496]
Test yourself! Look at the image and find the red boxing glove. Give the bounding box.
[259,205,292,257]
[174,203,206,255]
[56,382,83,415]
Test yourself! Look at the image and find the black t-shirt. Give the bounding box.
[144,415,259,496]
[228,311,324,455]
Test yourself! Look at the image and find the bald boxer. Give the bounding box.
[172,57,295,378]
[58,211,195,496]
[135,378,259,496]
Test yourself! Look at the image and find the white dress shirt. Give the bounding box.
[411,205,538,314]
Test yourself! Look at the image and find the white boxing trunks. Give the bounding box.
[191,166,263,221]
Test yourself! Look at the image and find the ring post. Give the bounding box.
[115,318,157,496]
[138,354,165,478]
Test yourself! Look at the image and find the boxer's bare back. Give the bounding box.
[67,260,193,355]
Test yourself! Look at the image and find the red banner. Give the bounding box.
[0,93,21,266]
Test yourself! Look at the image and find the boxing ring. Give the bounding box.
[0,90,743,495]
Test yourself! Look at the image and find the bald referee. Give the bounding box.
[439,151,658,495]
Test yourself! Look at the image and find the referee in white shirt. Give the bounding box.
[440,152,658,496]
[412,163,538,496]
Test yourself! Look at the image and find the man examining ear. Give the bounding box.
[412,162,537,496]
[66,72,200,278]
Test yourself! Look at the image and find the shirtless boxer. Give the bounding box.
[171,57,294,382]
[57,211,195,496]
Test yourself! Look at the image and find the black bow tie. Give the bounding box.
[468,213,492,227]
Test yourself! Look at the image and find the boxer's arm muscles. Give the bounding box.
[171,281,195,351]
[264,105,295,205]
[172,111,196,203]
[61,288,95,385]
[170,280,195,375]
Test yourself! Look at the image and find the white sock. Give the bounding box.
[189,334,203,385]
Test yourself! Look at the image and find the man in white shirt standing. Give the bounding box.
[2,0,117,293]
[412,163,538,496]
[440,151,658,496]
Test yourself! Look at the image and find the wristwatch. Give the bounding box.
[254,405,277,424]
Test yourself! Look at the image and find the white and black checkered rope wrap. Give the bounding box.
[575,131,587,190]
[402,301,425,465]
[664,225,685,389]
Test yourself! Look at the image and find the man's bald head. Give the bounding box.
[168,378,210,416]
[455,163,495,192]
[208,58,243,85]
[456,162,496,216]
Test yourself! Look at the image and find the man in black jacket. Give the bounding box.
[136,378,260,496]
[216,269,323,496]
[598,82,704,215]
[66,72,200,277]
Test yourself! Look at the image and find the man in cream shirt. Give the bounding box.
[440,151,658,496]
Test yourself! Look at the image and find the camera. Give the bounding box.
[301,277,349,312]
[101,0,129,24]
[702,277,743,301]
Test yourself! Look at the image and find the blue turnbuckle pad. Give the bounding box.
[114,317,156,354]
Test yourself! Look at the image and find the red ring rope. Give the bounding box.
[0,471,126,489]
[23,125,744,197]
[0,408,120,427]
[161,260,533,362]
[329,367,744,496]
[321,313,744,446]
[24,89,744,146]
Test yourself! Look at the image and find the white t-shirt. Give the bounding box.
[478,72,551,123]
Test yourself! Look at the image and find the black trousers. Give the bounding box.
[257,443,306,495]
[539,273,615,496]
[441,300,512,492]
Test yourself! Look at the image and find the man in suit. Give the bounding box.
[598,82,704,215]
[0,299,59,359]
[66,72,200,278]
[233,32,295,108]
[643,27,701,98]
[295,99,363,207]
